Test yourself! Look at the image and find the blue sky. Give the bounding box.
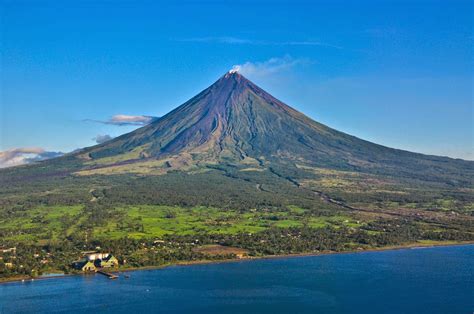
[1,0,473,162]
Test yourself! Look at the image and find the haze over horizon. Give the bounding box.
[1,0,473,166]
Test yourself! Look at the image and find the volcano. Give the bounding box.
[59,71,471,187]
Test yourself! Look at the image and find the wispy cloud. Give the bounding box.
[177,37,341,49]
[280,41,341,49]
[93,134,114,144]
[85,114,159,126]
[231,56,310,77]
[0,147,63,168]
[178,36,254,44]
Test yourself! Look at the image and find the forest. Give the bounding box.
[0,155,473,280]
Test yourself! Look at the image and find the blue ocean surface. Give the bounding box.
[1,245,473,314]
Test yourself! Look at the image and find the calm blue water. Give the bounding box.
[1,245,473,314]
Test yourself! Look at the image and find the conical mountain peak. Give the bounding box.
[207,71,287,113]
[211,70,254,93]
[75,72,472,187]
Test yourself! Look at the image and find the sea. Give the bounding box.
[1,245,473,314]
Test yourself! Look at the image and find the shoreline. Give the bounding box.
[1,240,473,285]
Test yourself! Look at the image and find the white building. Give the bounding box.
[85,252,110,261]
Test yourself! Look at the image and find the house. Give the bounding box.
[73,252,118,271]
[235,253,246,259]
[0,247,16,254]
[95,254,119,268]
[72,259,96,272]
[81,260,97,272]
[85,252,110,261]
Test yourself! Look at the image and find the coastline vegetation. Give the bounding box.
[1,200,472,281]
[1,164,473,282]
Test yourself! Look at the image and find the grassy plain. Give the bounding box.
[1,204,363,243]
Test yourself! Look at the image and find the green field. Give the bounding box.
[1,204,363,242]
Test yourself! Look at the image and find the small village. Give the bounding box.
[1,246,51,274]
[0,247,17,270]
[0,239,251,282]
[0,246,120,280]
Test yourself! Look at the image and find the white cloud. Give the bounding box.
[229,65,241,73]
[177,37,341,49]
[0,147,63,168]
[232,56,310,77]
[93,134,114,144]
[107,115,156,126]
[85,114,159,126]
[282,41,342,49]
[178,37,253,44]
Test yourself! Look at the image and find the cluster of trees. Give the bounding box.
[2,216,472,280]
[0,165,341,216]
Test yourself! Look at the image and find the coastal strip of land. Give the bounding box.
[1,240,472,285]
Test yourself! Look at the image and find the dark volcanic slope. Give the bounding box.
[72,71,472,186]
